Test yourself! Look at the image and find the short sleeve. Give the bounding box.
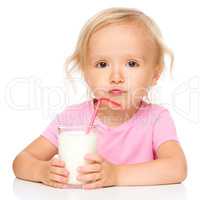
[41,115,60,147]
[40,101,91,147]
[152,109,179,152]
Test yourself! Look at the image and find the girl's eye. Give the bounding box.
[96,61,108,68]
[126,60,139,68]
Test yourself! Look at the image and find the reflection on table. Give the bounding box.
[13,178,187,200]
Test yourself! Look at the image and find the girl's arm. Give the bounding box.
[116,141,188,186]
[13,136,69,188]
[12,136,57,182]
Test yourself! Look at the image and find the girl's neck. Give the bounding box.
[93,98,142,127]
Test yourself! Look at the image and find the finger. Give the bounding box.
[77,172,101,183]
[85,159,95,164]
[50,166,69,176]
[51,159,65,167]
[84,153,104,163]
[49,173,68,184]
[78,163,101,173]
[83,179,103,189]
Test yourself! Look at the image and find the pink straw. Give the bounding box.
[85,98,123,134]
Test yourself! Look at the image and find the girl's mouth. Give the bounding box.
[108,89,126,96]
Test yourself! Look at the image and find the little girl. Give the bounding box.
[13,7,187,189]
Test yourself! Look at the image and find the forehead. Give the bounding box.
[88,22,157,60]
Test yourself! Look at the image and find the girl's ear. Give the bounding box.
[151,66,162,86]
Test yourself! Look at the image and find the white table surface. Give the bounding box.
[12,178,187,200]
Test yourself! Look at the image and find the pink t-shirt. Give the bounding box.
[41,99,179,164]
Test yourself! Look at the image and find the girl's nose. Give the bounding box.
[109,68,125,84]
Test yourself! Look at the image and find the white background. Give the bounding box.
[0,0,204,199]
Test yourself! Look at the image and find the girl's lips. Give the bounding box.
[109,89,126,95]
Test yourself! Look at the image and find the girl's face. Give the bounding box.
[83,22,160,109]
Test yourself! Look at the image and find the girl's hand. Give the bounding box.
[77,153,117,189]
[41,158,69,188]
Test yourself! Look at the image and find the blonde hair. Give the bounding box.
[64,7,174,92]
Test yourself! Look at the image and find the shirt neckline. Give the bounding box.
[88,98,148,132]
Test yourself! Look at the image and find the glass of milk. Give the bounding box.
[58,125,97,185]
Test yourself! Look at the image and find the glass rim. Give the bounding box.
[57,125,97,134]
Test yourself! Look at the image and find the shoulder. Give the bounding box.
[142,101,169,114]
[56,100,93,127]
[141,101,172,122]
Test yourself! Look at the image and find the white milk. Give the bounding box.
[58,129,97,185]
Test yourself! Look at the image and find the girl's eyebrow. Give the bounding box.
[125,53,145,62]
[90,54,145,62]
[89,54,108,59]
